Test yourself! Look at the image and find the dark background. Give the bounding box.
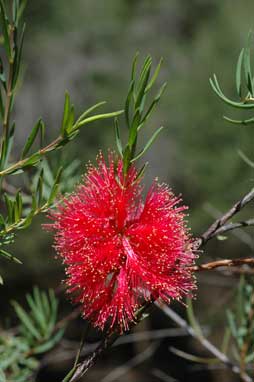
[1,1,254,381]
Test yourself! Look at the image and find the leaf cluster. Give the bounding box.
[210,41,254,125]
[114,54,166,174]
[0,287,63,382]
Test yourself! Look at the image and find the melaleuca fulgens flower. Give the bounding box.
[45,153,196,332]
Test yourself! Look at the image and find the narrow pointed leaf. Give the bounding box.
[61,92,71,136]
[236,49,244,98]
[21,119,43,159]
[114,118,123,157]
[131,52,139,82]
[0,1,12,59]
[0,249,22,264]
[11,301,41,340]
[75,110,123,129]
[125,79,135,128]
[135,57,152,109]
[145,57,163,93]
[131,126,165,162]
[17,0,27,23]
[48,167,63,204]
[244,47,254,95]
[13,23,26,88]
[76,101,106,124]
[33,328,65,354]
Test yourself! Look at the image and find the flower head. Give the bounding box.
[46,153,196,331]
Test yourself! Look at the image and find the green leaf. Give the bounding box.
[41,290,51,319]
[243,47,254,95]
[14,190,22,221]
[36,168,44,206]
[114,118,123,157]
[210,74,254,109]
[131,52,139,82]
[12,0,19,25]
[13,23,26,88]
[76,101,106,124]
[238,149,254,168]
[223,115,254,125]
[61,92,71,136]
[48,289,58,333]
[65,104,75,134]
[33,328,65,354]
[128,108,141,148]
[125,79,135,128]
[17,0,27,24]
[236,49,244,98]
[0,87,4,119]
[75,110,123,129]
[21,119,44,159]
[131,126,165,162]
[141,82,167,124]
[135,56,152,109]
[133,162,148,184]
[145,57,163,93]
[4,193,14,222]
[26,293,47,335]
[11,301,42,340]
[226,310,238,339]
[48,167,63,204]
[0,1,12,59]
[0,249,22,264]
[0,213,5,228]
[62,366,77,382]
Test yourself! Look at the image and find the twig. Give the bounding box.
[212,219,254,238]
[199,187,254,246]
[156,302,253,382]
[69,331,119,382]
[151,368,178,382]
[204,203,254,249]
[67,302,152,382]
[191,258,254,272]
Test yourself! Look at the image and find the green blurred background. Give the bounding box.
[2,1,254,381]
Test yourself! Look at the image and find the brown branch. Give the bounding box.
[191,258,254,272]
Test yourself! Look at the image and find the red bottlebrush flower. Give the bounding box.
[45,153,196,332]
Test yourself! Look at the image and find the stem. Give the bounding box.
[0,136,62,177]
[199,187,254,246]
[190,258,254,272]
[2,22,14,139]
